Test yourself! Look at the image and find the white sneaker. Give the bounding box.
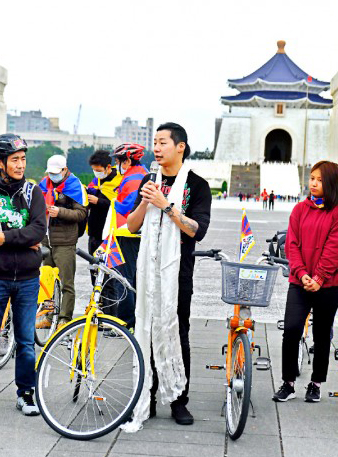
[0,336,8,356]
[16,391,40,416]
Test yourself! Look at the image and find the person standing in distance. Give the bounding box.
[126,122,211,430]
[0,134,46,415]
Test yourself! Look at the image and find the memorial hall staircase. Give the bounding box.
[229,164,260,197]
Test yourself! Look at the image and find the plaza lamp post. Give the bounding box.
[301,76,311,194]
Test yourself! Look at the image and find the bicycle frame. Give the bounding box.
[35,258,131,380]
[225,304,254,385]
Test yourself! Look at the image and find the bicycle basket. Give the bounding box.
[221,261,279,307]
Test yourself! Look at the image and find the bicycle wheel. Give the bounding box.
[35,279,61,347]
[0,307,16,369]
[296,337,304,377]
[226,332,252,440]
[36,316,144,440]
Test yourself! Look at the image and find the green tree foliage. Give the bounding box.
[221,180,227,192]
[25,142,65,182]
[67,146,95,175]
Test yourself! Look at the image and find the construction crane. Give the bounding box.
[73,104,82,135]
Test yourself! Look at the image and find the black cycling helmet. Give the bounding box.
[0,133,27,158]
[110,143,145,162]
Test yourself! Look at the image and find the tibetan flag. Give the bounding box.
[39,174,88,207]
[87,167,122,201]
[94,233,125,268]
[239,209,255,263]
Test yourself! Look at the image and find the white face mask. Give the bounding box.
[49,172,63,183]
[118,164,126,175]
[93,170,108,179]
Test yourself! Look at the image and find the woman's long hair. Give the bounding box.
[310,161,338,210]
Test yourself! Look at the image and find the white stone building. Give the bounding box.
[0,66,8,134]
[214,41,332,166]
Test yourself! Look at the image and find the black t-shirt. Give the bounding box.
[132,170,212,288]
[87,170,117,239]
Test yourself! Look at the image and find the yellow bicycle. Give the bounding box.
[35,248,144,440]
[0,252,61,368]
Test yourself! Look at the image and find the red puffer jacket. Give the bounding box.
[285,197,338,288]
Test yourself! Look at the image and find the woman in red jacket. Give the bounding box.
[273,161,338,403]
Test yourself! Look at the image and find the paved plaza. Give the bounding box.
[2,199,338,457]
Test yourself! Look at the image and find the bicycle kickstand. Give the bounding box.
[250,399,256,418]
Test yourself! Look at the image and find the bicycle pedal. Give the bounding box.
[254,357,271,370]
[277,320,284,330]
[206,364,225,370]
[328,391,338,397]
[222,344,228,355]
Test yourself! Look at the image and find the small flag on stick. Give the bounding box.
[94,233,125,268]
[239,209,255,263]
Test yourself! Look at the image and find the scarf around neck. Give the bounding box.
[311,194,324,208]
[121,162,190,433]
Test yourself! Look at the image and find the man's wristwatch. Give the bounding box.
[163,203,174,214]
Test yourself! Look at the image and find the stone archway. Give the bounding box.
[264,129,292,162]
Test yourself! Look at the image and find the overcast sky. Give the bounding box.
[1,0,338,152]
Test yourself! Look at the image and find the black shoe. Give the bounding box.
[305,382,321,402]
[149,397,156,418]
[309,345,314,354]
[272,382,296,402]
[171,403,194,425]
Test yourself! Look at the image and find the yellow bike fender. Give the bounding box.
[235,326,248,333]
[38,266,60,302]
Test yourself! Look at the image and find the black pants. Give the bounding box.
[269,200,274,210]
[282,284,338,382]
[151,283,193,406]
[88,236,117,316]
[113,237,140,329]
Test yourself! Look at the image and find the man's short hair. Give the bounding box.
[89,150,112,167]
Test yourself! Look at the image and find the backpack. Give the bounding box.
[77,214,88,238]
[22,181,35,209]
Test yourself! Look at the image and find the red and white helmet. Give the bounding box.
[111,143,145,162]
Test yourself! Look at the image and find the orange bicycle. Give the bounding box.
[193,248,282,440]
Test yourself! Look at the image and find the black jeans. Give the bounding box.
[282,283,338,382]
[151,282,193,406]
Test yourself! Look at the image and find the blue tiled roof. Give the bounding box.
[228,53,329,87]
[221,91,332,105]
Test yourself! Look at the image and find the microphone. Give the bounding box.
[149,161,159,182]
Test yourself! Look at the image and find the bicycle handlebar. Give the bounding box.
[76,248,100,265]
[262,252,289,265]
[76,248,136,292]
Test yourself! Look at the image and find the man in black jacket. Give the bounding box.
[0,134,46,415]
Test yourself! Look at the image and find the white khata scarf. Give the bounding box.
[121,162,190,433]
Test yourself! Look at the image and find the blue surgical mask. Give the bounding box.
[49,172,63,183]
[93,170,108,179]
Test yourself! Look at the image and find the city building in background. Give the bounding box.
[7,110,121,154]
[7,110,58,133]
[115,117,153,151]
[0,66,7,134]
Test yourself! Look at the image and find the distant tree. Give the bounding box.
[189,147,213,160]
[25,142,64,182]
[141,149,154,170]
[67,146,95,175]
[221,181,227,192]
